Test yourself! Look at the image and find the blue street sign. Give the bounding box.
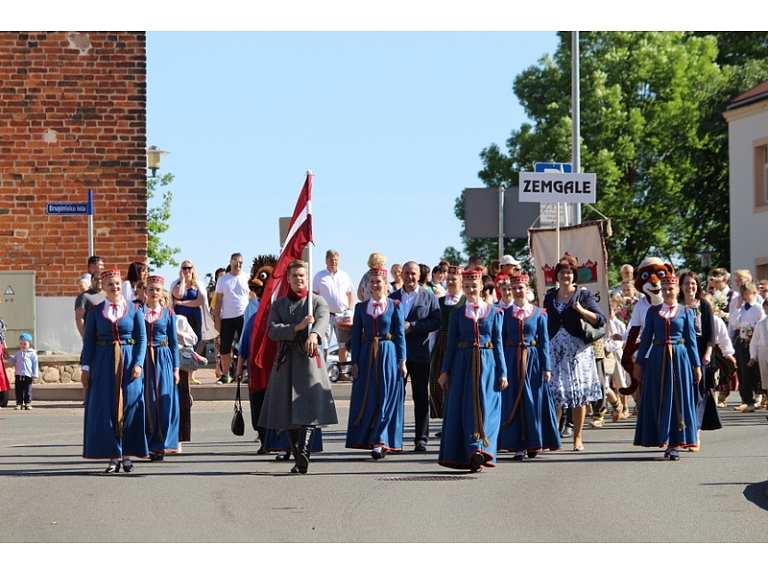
[47,190,94,215]
[534,162,572,173]
[47,203,90,215]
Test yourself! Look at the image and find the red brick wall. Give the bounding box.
[0,32,147,297]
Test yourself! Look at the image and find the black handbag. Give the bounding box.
[578,288,606,344]
[580,318,606,345]
[231,377,245,436]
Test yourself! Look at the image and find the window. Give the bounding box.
[764,145,768,204]
[754,139,768,209]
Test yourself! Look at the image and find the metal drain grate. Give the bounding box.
[379,475,476,481]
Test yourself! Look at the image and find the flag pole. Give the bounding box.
[306,170,314,332]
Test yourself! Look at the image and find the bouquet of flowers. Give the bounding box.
[738,322,755,342]
[614,296,638,325]
[712,291,728,319]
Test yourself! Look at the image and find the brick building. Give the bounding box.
[0,32,147,353]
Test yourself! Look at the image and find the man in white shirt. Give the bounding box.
[610,264,634,298]
[212,253,250,383]
[312,250,354,362]
[78,255,104,292]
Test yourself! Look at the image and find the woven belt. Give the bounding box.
[96,338,136,346]
[653,338,685,345]
[362,334,393,341]
[457,341,494,349]
[504,339,537,347]
[149,341,169,347]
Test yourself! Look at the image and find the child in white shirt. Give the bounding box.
[729,281,765,411]
[748,299,768,409]
[4,333,39,410]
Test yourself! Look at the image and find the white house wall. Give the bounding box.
[727,101,768,277]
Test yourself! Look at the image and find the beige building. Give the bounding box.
[723,79,768,280]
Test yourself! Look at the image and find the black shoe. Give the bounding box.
[149,453,164,462]
[295,427,314,474]
[470,451,486,472]
[668,449,680,461]
[371,447,386,460]
[527,451,538,459]
[512,451,525,461]
[256,448,267,455]
[275,451,292,461]
[104,461,120,473]
[664,448,671,459]
[414,442,427,453]
[286,429,300,470]
[122,460,134,472]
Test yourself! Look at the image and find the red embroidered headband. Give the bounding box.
[100,269,121,280]
[369,268,388,278]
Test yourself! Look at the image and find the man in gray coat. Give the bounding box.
[258,259,338,473]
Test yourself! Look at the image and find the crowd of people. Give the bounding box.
[3,250,767,475]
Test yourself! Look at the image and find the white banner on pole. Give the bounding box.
[529,220,610,318]
[519,172,596,204]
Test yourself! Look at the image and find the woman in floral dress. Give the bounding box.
[542,256,606,451]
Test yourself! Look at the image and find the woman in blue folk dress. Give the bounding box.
[634,275,701,461]
[81,269,148,473]
[144,277,181,461]
[498,274,561,460]
[346,267,407,460]
[438,269,508,472]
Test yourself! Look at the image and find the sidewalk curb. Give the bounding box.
[30,382,353,402]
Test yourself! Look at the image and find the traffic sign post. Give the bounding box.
[46,190,95,256]
[518,172,596,204]
[534,162,572,173]
[520,169,597,260]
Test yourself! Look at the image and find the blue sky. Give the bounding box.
[147,31,560,289]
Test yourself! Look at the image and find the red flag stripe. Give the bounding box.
[249,173,313,390]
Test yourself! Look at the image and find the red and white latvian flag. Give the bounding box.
[248,171,313,393]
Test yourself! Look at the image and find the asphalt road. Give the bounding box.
[1,400,767,544]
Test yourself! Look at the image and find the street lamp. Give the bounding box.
[147,145,170,177]
[697,249,719,272]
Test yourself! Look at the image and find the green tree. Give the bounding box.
[440,246,465,266]
[452,32,768,282]
[147,172,181,269]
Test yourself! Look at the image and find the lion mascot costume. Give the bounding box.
[620,257,675,396]
[245,254,277,448]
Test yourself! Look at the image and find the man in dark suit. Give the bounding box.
[389,261,442,451]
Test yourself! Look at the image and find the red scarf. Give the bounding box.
[287,288,308,302]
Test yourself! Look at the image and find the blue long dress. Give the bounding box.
[173,285,203,344]
[634,304,700,449]
[144,306,181,455]
[498,304,561,454]
[345,298,407,452]
[438,303,506,470]
[82,300,148,460]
